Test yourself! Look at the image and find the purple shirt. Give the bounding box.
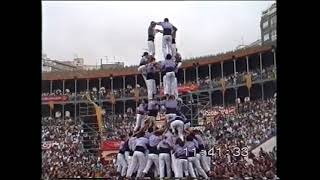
[194,134,205,146]
[174,145,187,158]
[149,134,162,147]
[158,137,172,149]
[119,141,125,150]
[185,140,198,153]
[135,137,149,150]
[128,137,137,151]
[148,100,159,111]
[137,103,146,114]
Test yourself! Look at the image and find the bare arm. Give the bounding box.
[173,26,177,32]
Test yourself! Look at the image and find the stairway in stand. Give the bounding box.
[179,92,211,126]
[79,102,101,155]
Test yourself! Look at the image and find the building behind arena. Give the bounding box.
[260,3,277,46]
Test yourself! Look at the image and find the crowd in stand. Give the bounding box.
[41,117,116,179]
[197,65,276,90]
[42,95,277,179]
[203,98,276,146]
[103,113,136,140]
[42,85,148,100]
[202,97,277,179]
[209,147,277,179]
[42,66,276,100]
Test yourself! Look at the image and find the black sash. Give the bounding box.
[166,108,176,114]
[159,147,171,154]
[165,67,175,73]
[135,146,146,153]
[119,149,125,155]
[148,110,158,117]
[176,154,187,159]
[187,151,195,157]
[149,146,159,154]
[148,35,155,41]
[129,150,134,156]
[198,144,205,151]
[146,73,156,80]
[163,28,172,35]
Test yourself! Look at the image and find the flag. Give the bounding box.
[245,73,252,89]
[134,88,140,102]
[86,94,105,134]
[220,78,226,94]
[94,105,105,133]
[110,93,116,104]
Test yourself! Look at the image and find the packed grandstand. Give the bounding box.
[42,45,277,179]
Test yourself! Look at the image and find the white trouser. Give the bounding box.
[126,156,132,176]
[148,40,155,56]
[146,79,156,100]
[163,75,168,95]
[188,156,208,179]
[165,113,176,123]
[170,120,184,141]
[134,114,145,131]
[159,153,171,178]
[176,159,189,178]
[143,153,159,176]
[171,152,177,176]
[138,65,147,86]
[184,122,191,130]
[126,151,146,178]
[127,155,139,174]
[162,35,172,59]
[125,151,130,161]
[196,153,210,173]
[163,71,176,96]
[116,153,128,176]
[127,155,132,166]
[207,156,211,171]
[172,43,177,58]
[177,62,182,69]
[174,77,178,98]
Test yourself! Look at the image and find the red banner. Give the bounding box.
[101,140,121,151]
[160,84,199,95]
[42,95,68,102]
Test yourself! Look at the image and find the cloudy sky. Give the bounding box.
[42,1,275,66]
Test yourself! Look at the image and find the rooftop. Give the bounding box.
[42,45,273,81]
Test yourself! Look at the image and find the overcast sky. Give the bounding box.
[42,1,275,66]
